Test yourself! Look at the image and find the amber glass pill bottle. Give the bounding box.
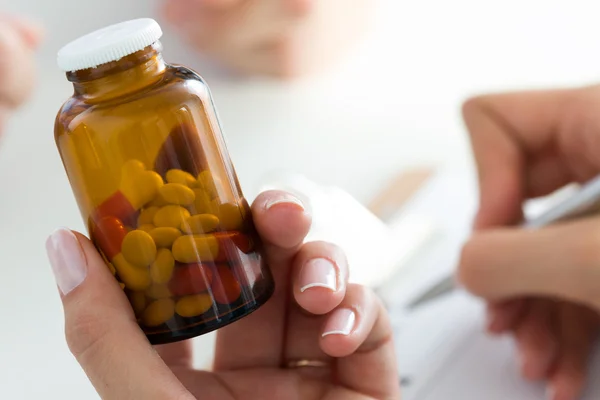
[54,18,274,344]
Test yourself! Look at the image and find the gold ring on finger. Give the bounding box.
[285,359,330,369]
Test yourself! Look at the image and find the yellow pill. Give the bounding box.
[119,282,126,290]
[148,227,182,248]
[172,234,219,263]
[216,202,245,231]
[121,163,164,210]
[166,169,197,187]
[181,214,220,234]
[147,196,168,207]
[150,248,175,284]
[197,171,220,199]
[153,205,191,228]
[145,283,172,299]
[138,224,155,233]
[122,230,157,267]
[121,159,145,176]
[158,183,196,206]
[112,254,152,291]
[142,298,175,327]
[128,291,147,317]
[138,206,159,225]
[192,189,215,214]
[175,294,213,318]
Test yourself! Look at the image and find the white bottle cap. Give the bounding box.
[57,18,163,72]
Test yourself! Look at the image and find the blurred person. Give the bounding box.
[46,191,400,400]
[459,85,600,400]
[160,0,374,78]
[0,14,42,136]
[0,0,374,134]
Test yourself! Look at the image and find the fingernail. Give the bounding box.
[45,228,87,295]
[299,258,337,292]
[264,193,304,211]
[322,308,356,337]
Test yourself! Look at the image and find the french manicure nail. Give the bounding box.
[264,193,304,211]
[299,258,337,292]
[45,228,87,295]
[322,308,356,337]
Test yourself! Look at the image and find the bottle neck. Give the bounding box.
[67,43,166,102]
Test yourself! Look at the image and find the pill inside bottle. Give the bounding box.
[54,18,274,344]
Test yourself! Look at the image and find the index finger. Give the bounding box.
[46,229,192,399]
[462,88,579,229]
[458,216,600,309]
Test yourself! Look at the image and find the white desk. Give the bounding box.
[2,0,600,398]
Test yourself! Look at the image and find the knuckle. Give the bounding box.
[65,311,113,361]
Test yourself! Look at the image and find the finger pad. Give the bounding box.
[255,206,311,248]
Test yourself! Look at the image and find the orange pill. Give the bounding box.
[213,232,254,262]
[93,191,138,227]
[168,263,214,297]
[229,254,263,288]
[211,265,241,304]
[91,216,128,259]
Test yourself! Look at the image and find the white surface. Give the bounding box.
[395,291,600,400]
[259,174,437,288]
[2,0,600,399]
[377,167,478,307]
[387,169,600,400]
[57,18,163,71]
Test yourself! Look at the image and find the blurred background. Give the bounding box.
[2,0,600,398]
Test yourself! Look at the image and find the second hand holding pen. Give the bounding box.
[407,174,600,310]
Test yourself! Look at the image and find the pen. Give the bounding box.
[406,174,600,310]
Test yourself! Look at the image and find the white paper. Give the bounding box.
[394,292,600,400]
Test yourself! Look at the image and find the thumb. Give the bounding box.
[45,228,193,400]
[458,217,600,310]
